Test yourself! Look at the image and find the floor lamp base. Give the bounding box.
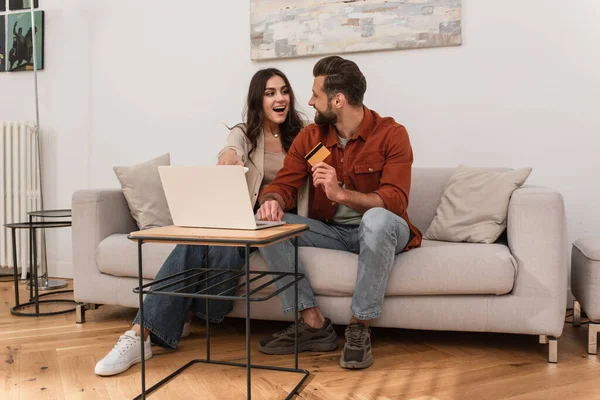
[27,278,69,291]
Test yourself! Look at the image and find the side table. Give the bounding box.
[5,218,78,317]
[28,209,72,290]
[129,224,310,400]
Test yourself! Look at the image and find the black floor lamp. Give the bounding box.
[26,1,68,291]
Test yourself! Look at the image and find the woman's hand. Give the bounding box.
[257,200,284,221]
[217,150,243,166]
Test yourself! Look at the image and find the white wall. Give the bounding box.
[1,0,599,279]
[0,1,90,277]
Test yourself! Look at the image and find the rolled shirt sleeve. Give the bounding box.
[259,129,310,211]
[374,126,413,217]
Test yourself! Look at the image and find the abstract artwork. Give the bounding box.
[7,10,43,71]
[9,0,38,11]
[0,16,5,72]
[250,0,462,60]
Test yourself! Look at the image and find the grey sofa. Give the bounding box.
[72,167,568,362]
[571,237,600,354]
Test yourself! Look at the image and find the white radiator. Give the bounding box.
[0,121,42,276]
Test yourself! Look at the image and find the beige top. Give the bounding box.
[261,151,286,191]
[218,125,309,217]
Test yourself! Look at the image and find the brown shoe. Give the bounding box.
[339,322,373,369]
[258,318,338,355]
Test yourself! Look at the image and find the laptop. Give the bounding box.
[158,165,285,230]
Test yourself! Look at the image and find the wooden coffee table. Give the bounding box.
[128,224,309,400]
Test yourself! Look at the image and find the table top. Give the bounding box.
[128,224,309,247]
[5,221,72,229]
[28,209,72,218]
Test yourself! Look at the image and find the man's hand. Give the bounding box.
[257,200,284,221]
[217,150,243,166]
[312,162,343,202]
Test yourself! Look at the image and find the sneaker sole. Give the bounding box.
[259,332,338,355]
[95,352,153,377]
[339,354,373,369]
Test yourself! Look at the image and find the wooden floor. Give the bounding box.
[1,279,599,400]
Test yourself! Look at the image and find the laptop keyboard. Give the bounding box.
[256,220,283,226]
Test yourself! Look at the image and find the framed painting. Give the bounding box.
[9,0,38,11]
[250,0,462,60]
[7,10,43,71]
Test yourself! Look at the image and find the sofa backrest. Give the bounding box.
[407,168,454,234]
[105,167,510,236]
[407,167,510,234]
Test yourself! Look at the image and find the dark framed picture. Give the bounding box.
[0,16,5,72]
[7,11,44,71]
[9,0,38,11]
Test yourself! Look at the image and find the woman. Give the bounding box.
[95,68,307,376]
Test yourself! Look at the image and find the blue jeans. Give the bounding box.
[259,208,411,320]
[133,244,246,349]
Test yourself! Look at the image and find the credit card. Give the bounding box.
[304,143,331,167]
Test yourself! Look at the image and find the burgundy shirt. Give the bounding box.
[260,107,422,251]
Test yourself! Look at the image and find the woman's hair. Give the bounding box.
[239,68,305,159]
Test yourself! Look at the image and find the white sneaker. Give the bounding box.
[181,320,191,339]
[95,330,152,376]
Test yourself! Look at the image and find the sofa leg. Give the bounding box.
[588,323,600,355]
[548,336,558,363]
[574,300,581,327]
[76,304,86,324]
[539,335,557,362]
[75,303,101,324]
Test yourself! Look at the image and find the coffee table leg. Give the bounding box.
[11,228,19,307]
[32,228,40,316]
[29,225,33,301]
[204,245,210,361]
[137,240,146,400]
[245,244,251,400]
[294,236,299,371]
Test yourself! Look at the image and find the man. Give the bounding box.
[256,55,422,369]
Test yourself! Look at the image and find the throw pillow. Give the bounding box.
[424,165,532,243]
[113,153,173,230]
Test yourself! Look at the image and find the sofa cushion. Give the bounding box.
[97,235,516,296]
[96,235,267,281]
[424,165,532,244]
[113,153,173,230]
[309,240,516,296]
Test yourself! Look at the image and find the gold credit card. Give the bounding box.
[304,143,331,167]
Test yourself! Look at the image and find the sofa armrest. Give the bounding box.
[507,185,568,304]
[72,189,138,302]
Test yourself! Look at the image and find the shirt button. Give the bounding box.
[338,180,343,185]
[331,201,336,206]
[341,158,344,163]
[368,167,374,173]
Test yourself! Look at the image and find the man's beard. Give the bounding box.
[314,104,337,125]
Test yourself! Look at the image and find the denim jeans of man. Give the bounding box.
[259,207,411,320]
[133,244,246,349]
